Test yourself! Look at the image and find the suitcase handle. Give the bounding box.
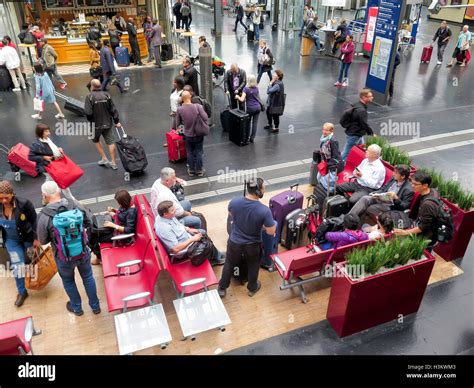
[115,125,127,139]
[290,183,299,192]
[0,144,10,154]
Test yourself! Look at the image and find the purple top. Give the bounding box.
[243,86,261,112]
[325,230,368,249]
[176,103,208,137]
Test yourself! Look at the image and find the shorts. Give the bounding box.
[452,47,466,59]
[92,126,114,145]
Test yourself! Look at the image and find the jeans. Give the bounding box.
[55,252,100,313]
[45,65,66,85]
[146,39,154,61]
[338,62,351,83]
[176,15,182,29]
[313,35,321,50]
[184,135,204,173]
[177,199,201,228]
[5,239,32,296]
[257,64,272,84]
[437,43,447,62]
[102,72,124,92]
[317,170,337,192]
[253,23,260,40]
[219,240,261,292]
[299,21,306,37]
[182,16,189,31]
[341,135,364,161]
[246,109,260,140]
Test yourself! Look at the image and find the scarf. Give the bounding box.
[320,133,333,143]
[40,137,61,158]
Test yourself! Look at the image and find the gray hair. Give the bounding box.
[247,74,257,88]
[41,181,60,196]
[367,144,382,157]
[160,167,175,181]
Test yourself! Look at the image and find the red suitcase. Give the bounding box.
[7,143,39,177]
[45,155,84,189]
[457,50,471,64]
[420,45,433,63]
[166,130,186,162]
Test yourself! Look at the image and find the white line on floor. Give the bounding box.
[391,128,474,147]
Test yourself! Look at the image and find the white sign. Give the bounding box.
[78,13,86,23]
[321,0,346,7]
[366,14,377,45]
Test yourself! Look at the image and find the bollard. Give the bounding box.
[199,45,214,127]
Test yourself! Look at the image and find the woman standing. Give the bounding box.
[334,34,354,87]
[257,40,273,84]
[235,74,264,144]
[143,16,154,63]
[316,122,344,191]
[28,123,76,202]
[31,62,65,120]
[265,69,285,133]
[0,181,38,307]
[108,24,122,56]
[170,76,185,130]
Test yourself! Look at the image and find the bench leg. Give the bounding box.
[299,284,308,304]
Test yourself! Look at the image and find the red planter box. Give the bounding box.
[326,251,435,337]
[434,199,474,261]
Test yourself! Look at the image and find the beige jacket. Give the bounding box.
[42,44,58,69]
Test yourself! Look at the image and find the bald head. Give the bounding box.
[181,90,192,103]
[91,79,102,91]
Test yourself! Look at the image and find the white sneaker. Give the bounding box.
[97,159,109,166]
[55,113,65,119]
[31,114,42,119]
[437,61,442,65]
[12,88,21,92]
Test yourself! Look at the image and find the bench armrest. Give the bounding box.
[180,277,207,298]
[122,291,153,313]
[116,259,142,275]
[111,233,135,241]
[273,256,286,273]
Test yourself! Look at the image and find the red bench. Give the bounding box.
[0,316,42,355]
[139,194,219,298]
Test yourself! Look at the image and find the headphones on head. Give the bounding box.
[246,178,264,199]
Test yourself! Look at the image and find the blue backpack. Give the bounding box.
[42,205,89,262]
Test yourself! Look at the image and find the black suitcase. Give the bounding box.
[115,126,148,174]
[0,66,13,91]
[228,108,250,146]
[259,22,264,30]
[160,44,173,61]
[55,92,85,116]
[280,208,310,250]
[323,195,349,219]
[247,29,255,41]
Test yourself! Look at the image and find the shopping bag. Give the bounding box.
[25,246,57,291]
[317,161,328,176]
[33,97,44,112]
[45,154,84,189]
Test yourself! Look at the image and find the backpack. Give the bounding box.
[23,31,34,45]
[339,107,354,129]
[42,205,89,262]
[181,4,191,16]
[196,96,212,118]
[315,215,345,244]
[423,197,454,243]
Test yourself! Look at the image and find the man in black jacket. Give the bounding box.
[173,0,182,29]
[432,20,452,65]
[84,79,122,170]
[126,18,142,66]
[340,88,374,160]
[225,63,247,109]
[349,164,414,222]
[233,1,248,32]
[180,57,199,96]
[86,21,101,46]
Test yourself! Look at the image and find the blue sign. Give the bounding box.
[366,0,405,98]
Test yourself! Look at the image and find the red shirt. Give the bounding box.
[32,31,44,48]
[0,42,17,50]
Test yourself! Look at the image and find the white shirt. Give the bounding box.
[150,179,184,218]
[252,9,261,24]
[170,89,183,113]
[40,137,61,158]
[0,46,20,70]
[356,158,386,189]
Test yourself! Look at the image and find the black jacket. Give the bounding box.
[183,66,200,96]
[86,27,101,44]
[224,68,247,94]
[29,139,54,174]
[320,138,344,172]
[236,4,244,18]
[375,177,414,211]
[0,196,37,245]
[433,27,452,46]
[126,23,138,41]
[117,207,138,235]
[84,91,120,130]
[345,101,373,137]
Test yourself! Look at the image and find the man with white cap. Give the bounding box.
[37,181,100,316]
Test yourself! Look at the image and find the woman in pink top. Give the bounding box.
[334,34,354,88]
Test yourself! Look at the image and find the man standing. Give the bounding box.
[176,91,208,176]
[218,178,276,298]
[340,88,374,161]
[225,63,247,109]
[84,79,121,170]
[388,49,401,99]
[151,19,163,68]
[180,1,191,32]
[173,0,182,29]
[151,167,202,228]
[432,20,452,65]
[0,40,26,92]
[99,40,126,93]
[233,1,248,32]
[86,21,101,46]
[180,57,199,96]
[112,12,127,32]
[37,181,100,316]
[40,38,67,89]
[127,18,143,66]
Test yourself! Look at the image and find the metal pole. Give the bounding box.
[213,0,222,36]
[199,45,214,126]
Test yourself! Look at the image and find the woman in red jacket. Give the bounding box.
[334,34,354,87]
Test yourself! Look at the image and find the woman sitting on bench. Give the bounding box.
[323,214,368,249]
[90,189,138,265]
[362,212,394,240]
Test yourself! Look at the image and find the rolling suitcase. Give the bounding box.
[3,143,39,177]
[323,195,349,219]
[115,126,148,174]
[269,184,304,242]
[457,49,471,64]
[261,221,278,268]
[166,129,187,162]
[420,45,433,63]
[55,92,85,116]
[247,29,255,42]
[228,102,250,146]
[0,66,13,91]
[115,46,130,67]
[309,150,321,186]
[280,209,310,250]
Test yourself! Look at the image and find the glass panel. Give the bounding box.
[105,0,133,5]
[45,0,75,9]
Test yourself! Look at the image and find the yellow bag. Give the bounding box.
[25,246,58,291]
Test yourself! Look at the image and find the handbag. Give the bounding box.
[317,160,328,176]
[25,246,57,291]
[192,105,210,136]
[186,235,215,267]
[45,154,84,189]
[89,66,103,78]
[268,93,286,115]
[33,97,44,112]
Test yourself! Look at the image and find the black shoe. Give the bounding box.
[261,264,276,272]
[92,307,101,315]
[272,128,279,133]
[264,125,272,130]
[249,138,254,143]
[14,291,28,307]
[233,29,236,32]
[196,169,206,177]
[217,287,227,298]
[187,168,196,177]
[121,89,129,94]
[211,257,226,266]
[66,301,84,316]
[248,280,262,297]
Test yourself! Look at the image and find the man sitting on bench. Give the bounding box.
[348,164,414,222]
[154,200,225,266]
[336,144,386,205]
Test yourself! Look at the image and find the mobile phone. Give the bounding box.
[355,167,360,172]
